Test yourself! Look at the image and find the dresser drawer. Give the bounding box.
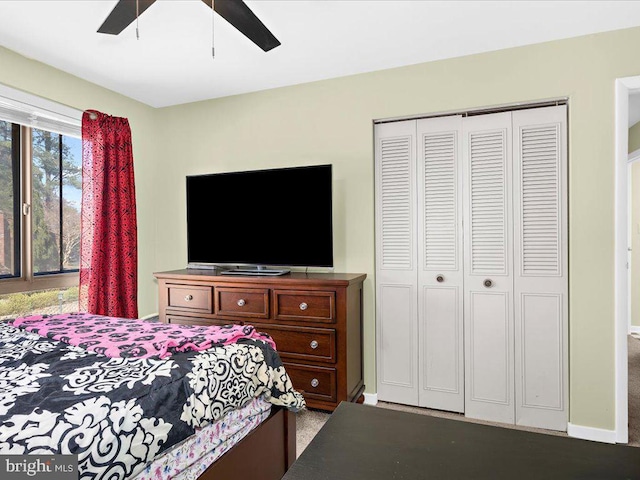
[215,287,269,318]
[258,325,336,363]
[166,315,239,327]
[284,363,336,402]
[273,290,336,323]
[167,285,212,313]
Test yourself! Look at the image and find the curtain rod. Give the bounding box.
[84,110,98,120]
[374,97,569,125]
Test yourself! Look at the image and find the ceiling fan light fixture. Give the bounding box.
[97,0,280,53]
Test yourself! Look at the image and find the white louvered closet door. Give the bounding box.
[375,105,568,429]
[375,120,419,405]
[462,112,515,424]
[417,116,465,412]
[512,105,568,430]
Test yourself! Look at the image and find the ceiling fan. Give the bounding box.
[97,0,280,52]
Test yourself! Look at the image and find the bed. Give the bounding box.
[0,313,306,480]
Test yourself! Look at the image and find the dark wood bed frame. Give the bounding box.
[197,407,296,480]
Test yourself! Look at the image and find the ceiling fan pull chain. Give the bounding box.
[136,0,140,40]
[211,0,215,58]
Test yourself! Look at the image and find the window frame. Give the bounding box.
[0,124,80,295]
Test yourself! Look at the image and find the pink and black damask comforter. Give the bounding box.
[0,314,305,480]
[11,312,277,359]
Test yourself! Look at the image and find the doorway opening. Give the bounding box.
[614,75,640,444]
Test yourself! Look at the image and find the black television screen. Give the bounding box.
[186,164,333,270]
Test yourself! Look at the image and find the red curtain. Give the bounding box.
[79,110,138,318]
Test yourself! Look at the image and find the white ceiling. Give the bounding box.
[1,1,640,112]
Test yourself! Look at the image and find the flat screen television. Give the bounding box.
[186,164,333,275]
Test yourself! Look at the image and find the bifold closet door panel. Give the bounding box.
[462,112,515,424]
[512,105,568,431]
[416,115,465,413]
[374,120,419,405]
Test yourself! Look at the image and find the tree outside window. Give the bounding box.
[0,120,81,315]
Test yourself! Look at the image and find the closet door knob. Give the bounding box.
[310,340,319,349]
[310,378,319,388]
[436,275,445,283]
[185,294,193,301]
[299,302,308,311]
[237,299,246,307]
[483,279,493,288]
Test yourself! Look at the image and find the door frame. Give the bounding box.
[614,75,640,444]
[628,150,640,335]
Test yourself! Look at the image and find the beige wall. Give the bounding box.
[154,26,640,432]
[0,46,159,315]
[4,25,640,433]
[631,122,640,153]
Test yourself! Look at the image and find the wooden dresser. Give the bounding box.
[153,269,366,411]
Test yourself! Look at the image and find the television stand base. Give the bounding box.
[220,268,291,276]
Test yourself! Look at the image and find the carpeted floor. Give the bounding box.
[295,408,333,456]
[295,334,640,456]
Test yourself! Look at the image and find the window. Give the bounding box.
[0,85,82,315]
[30,128,82,274]
[0,121,19,278]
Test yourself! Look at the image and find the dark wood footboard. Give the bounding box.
[198,407,296,480]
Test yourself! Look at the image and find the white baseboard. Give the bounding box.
[363,393,378,406]
[140,313,159,320]
[630,325,640,335]
[567,422,617,444]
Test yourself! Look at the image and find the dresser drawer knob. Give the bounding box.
[299,302,308,311]
[310,378,319,388]
[237,299,246,307]
[185,294,193,301]
[310,340,319,349]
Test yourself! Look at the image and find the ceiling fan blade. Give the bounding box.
[98,0,158,35]
[202,0,281,52]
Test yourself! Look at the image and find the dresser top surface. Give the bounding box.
[154,269,366,286]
